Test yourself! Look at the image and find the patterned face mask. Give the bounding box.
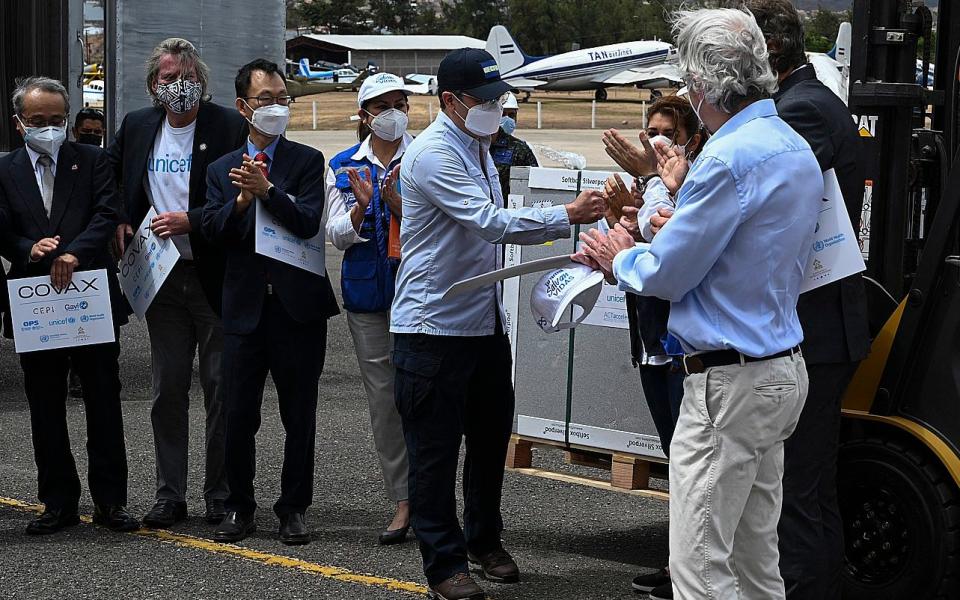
[155,79,202,114]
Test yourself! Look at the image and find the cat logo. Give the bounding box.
[852,114,878,138]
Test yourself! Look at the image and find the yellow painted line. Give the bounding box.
[0,496,427,596]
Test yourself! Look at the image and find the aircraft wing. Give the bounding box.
[596,64,684,86]
[502,77,548,90]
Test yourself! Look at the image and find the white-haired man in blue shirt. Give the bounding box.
[578,8,822,600]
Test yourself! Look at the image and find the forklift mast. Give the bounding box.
[847,0,960,458]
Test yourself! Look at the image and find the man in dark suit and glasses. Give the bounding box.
[746,3,872,599]
[106,37,248,529]
[0,76,138,535]
[202,58,339,545]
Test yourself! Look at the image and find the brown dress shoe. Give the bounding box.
[428,572,485,600]
[468,547,520,583]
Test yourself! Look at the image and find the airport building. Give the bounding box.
[285,34,485,77]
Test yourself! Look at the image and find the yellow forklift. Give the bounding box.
[840,1,960,598]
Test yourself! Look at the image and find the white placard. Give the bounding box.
[580,170,635,191]
[504,194,524,382]
[118,207,181,318]
[255,199,325,276]
[801,169,867,293]
[580,282,629,329]
[528,167,580,191]
[7,269,116,353]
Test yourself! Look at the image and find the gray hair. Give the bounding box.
[672,8,777,113]
[11,76,70,116]
[145,37,211,105]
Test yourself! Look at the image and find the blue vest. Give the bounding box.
[329,143,399,313]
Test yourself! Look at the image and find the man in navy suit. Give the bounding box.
[202,58,339,545]
[0,76,138,535]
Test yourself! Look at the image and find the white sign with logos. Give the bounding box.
[802,169,867,293]
[517,414,665,459]
[255,198,325,276]
[117,207,181,318]
[580,282,629,329]
[7,269,116,353]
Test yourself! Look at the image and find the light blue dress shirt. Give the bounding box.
[391,111,571,336]
[246,135,281,165]
[612,99,822,357]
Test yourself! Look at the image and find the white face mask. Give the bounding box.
[17,117,67,157]
[649,134,687,156]
[246,103,290,136]
[366,108,408,142]
[453,95,503,137]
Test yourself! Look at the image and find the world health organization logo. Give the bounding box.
[813,240,825,252]
[39,335,49,343]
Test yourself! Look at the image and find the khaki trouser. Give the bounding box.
[346,311,409,501]
[669,352,808,600]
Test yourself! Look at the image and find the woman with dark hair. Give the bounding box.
[602,93,705,600]
[324,73,413,545]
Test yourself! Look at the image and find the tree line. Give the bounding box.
[288,0,851,56]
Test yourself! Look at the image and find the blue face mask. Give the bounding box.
[499,115,517,136]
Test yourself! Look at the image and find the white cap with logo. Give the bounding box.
[357,72,411,108]
[502,92,519,110]
[530,262,605,333]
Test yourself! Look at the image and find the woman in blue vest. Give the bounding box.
[324,72,413,545]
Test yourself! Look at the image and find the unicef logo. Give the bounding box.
[67,317,76,324]
[40,335,49,343]
[813,240,825,252]
[80,315,89,323]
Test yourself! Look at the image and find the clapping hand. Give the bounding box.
[382,165,402,218]
[604,173,632,224]
[656,144,689,196]
[572,225,636,283]
[230,153,271,211]
[602,129,657,178]
[346,167,374,212]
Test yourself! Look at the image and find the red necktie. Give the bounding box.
[255,152,269,178]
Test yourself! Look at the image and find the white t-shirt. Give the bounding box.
[147,118,196,259]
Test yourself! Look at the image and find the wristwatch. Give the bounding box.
[638,173,659,195]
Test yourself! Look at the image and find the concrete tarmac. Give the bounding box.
[0,155,668,600]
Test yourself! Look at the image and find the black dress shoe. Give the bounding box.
[25,507,80,535]
[92,505,140,532]
[378,523,410,546]
[142,499,187,528]
[204,499,226,525]
[279,512,310,545]
[214,511,256,543]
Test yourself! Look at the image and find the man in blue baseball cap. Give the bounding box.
[390,48,606,600]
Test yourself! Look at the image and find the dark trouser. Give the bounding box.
[637,361,685,458]
[393,330,515,586]
[779,361,859,600]
[145,262,226,504]
[222,295,327,518]
[19,336,127,511]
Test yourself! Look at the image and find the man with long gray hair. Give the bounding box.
[575,8,822,599]
[106,38,247,528]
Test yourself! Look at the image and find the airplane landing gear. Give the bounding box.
[595,88,608,102]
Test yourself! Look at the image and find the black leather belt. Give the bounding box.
[682,346,801,375]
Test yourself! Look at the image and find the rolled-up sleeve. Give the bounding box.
[638,177,676,242]
[409,147,570,245]
[324,166,368,251]
[613,157,741,302]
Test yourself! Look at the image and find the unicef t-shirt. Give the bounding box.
[147,118,196,260]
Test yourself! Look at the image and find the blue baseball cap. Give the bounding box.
[437,48,512,102]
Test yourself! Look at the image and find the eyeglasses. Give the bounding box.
[243,95,294,107]
[459,91,510,110]
[18,114,68,128]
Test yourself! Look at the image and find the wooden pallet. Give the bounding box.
[506,434,669,501]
